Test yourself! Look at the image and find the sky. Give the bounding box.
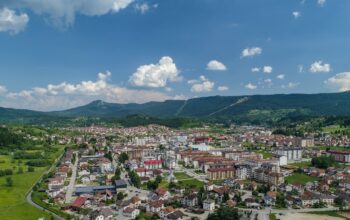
[1,0,350,111]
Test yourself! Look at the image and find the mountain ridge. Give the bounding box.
[1,91,350,123]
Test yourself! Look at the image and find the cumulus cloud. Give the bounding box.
[0,0,134,29]
[263,66,273,74]
[189,75,214,93]
[245,83,257,90]
[276,74,285,80]
[134,2,157,14]
[217,86,229,91]
[0,72,181,111]
[310,60,331,73]
[292,11,301,19]
[206,60,227,71]
[324,72,350,92]
[129,56,182,88]
[241,47,262,58]
[251,66,272,74]
[281,82,300,89]
[318,0,326,7]
[0,7,29,34]
[251,67,260,72]
[0,85,7,94]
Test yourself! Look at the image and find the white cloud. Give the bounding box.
[0,85,7,94]
[298,64,304,73]
[310,60,331,73]
[245,83,257,90]
[318,0,326,7]
[292,11,301,19]
[264,78,272,83]
[276,74,285,80]
[0,7,29,34]
[129,56,182,88]
[251,67,260,72]
[251,66,272,74]
[217,86,229,91]
[324,72,350,92]
[189,75,214,93]
[206,60,227,71]
[135,2,152,14]
[241,47,262,58]
[0,0,134,29]
[263,66,273,74]
[0,72,180,111]
[281,82,300,89]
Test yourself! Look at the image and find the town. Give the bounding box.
[27,124,350,220]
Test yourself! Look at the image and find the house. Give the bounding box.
[130,196,141,208]
[160,207,175,219]
[339,179,350,190]
[155,188,170,200]
[146,200,164,213]
[182,194,198,207]
[203,199,215,212]
[48,177,64,190]
[263,191,277,206]
[71,196,87,210]
[99,207,114,219]
[80,175,90,184]
[165,210,186,220]
[97,158,113,173]
[300,192,319,207]
[204,182,214,191]
[123,207,140,219]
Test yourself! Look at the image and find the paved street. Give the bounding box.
[65,152,79,203]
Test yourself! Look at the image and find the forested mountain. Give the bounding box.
[1,92,350,125]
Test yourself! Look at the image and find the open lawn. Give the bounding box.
[285,172,318,184]
[174,172,192,180]
[0,145,65,220]
[173,172,204,189]
[289,161,312,168]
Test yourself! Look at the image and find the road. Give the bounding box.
[238,206,340,220]
[65,151,79,203]
[26,151,65,220]
[26,191,64,220]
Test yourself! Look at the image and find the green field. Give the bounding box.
[289,161,312,168]
[0,145,65,220]
[174,172,192,180]
[285,172,318,184]
[173,172,204,189]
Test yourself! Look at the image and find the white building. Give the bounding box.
[203,199,215,212]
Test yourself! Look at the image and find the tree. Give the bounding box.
[222,192,230,203]
[128,170,141,188]
[312,155,336,169]
[207,207,239,220]
[104,151,113,162]
[114,167,121,180]
[117,192,125,201]
[155,175,162,184]
[17,167,23,174]
[27,166,35,172]
[119,152,129,164]
[5,176,13,187]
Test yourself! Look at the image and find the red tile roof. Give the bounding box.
[144,160,162,165]
[72,197,87,208]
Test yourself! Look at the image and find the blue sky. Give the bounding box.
[0,0,350,111]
